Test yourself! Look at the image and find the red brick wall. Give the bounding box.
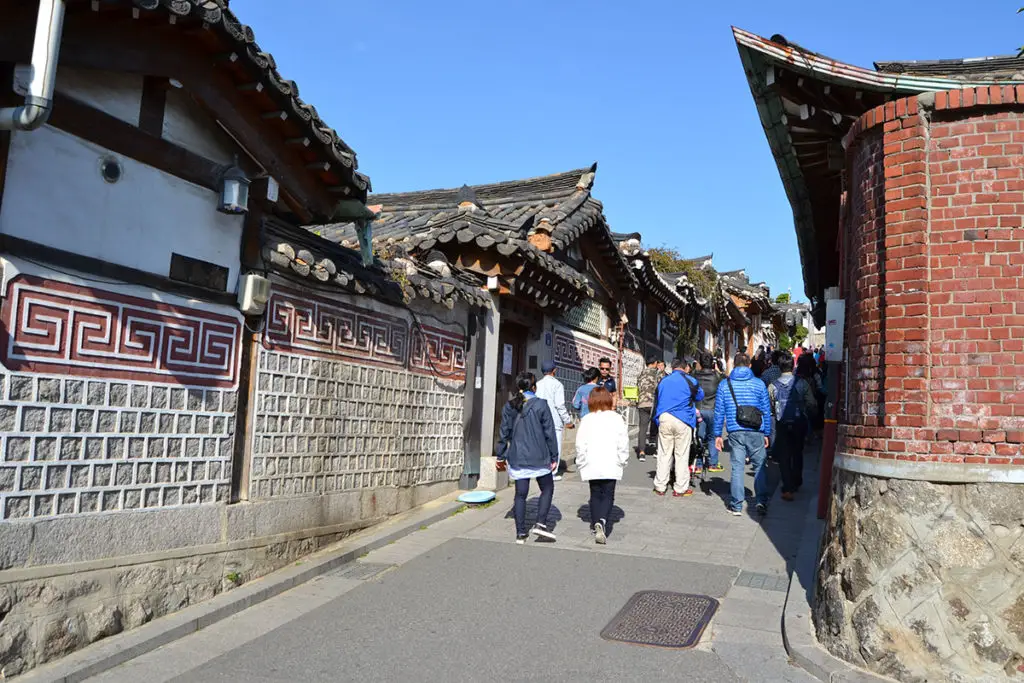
[839,87,1024,466]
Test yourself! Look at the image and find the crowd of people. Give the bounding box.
[494,345,826,545]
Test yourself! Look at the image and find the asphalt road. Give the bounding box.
[168,538,740,683]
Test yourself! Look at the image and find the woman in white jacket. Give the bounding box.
[574,388,630,544]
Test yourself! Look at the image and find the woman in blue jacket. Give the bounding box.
[496,372,560,544]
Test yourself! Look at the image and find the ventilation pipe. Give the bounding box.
[0,0,66,131]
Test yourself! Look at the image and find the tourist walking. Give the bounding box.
[574,388,629,544]
[761,350,783,387]
[652,357,704,497]
[635,356,663,462]
[572,367,601,418]
[769,355,817,500]
[495,372,559,544]
[713,353,773,516]
[535,360,575,481]
[694,352,724,473]
[597,357,617,394]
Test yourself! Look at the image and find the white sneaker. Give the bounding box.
[553,474,563,481]
[594,521,607,545]
[530,523,556,541]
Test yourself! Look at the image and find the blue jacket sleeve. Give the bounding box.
[538,403,559,464]
[713,380,725,438]
[495,404,514,459]
[572,388,582,411]
[758,384,772,436]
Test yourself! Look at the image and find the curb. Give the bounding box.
[782,491,898,683]
[17,496,467,683]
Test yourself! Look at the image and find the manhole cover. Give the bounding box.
[601,591,719,649]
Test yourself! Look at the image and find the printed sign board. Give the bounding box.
[502,343,514,375]
[825,299,846,363]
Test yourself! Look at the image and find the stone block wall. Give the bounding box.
[816,469,1024,682]
[0,262,240,521]
[252,286,467,499]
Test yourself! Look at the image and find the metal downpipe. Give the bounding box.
[0,0,66,131]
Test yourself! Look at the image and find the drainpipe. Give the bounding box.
[0,0,66,131]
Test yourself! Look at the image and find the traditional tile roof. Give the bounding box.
[733,27,1024,320]
[108,0,370,199]
[313,164,637,303]
[262,218,490,310]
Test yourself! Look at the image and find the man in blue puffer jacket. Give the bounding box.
[713,353,773,517]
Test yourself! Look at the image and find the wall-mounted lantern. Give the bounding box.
[218,157,250,214]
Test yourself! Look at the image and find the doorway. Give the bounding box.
[494,322,529,439]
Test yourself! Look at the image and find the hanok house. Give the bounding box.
[614,234,707,367]
[736,27,1024,681]
[0,1,483,675]
[717,269,782,354]
[320,165,642,485]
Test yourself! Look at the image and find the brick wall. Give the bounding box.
[0,263,239,519]
[839,87,1024,465]
[250,287,467,498]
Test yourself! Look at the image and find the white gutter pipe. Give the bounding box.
[0,0,66,131]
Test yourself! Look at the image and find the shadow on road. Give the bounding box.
[504,499,564,530]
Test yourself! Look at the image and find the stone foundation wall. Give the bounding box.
[815,467,1024,682]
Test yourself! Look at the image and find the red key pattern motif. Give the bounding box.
[1,274,241,388]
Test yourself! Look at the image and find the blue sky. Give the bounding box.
[234,1,1022,302]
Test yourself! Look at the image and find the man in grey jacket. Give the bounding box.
[535,360,574,480]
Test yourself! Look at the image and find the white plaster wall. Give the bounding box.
[55,66,143,126]
[0,126,243,292]
[162,87,237,166]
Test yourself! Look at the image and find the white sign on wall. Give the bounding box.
[825,299,846,363]
[502,343,514,375]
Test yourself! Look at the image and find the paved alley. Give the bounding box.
[86,439,822,683]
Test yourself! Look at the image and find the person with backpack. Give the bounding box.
[769,355,818,501]
[495,372,560,544]
[652,357,704,497]
[713,353,773,516]
[694,352,724,473]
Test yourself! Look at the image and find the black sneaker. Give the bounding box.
[515,534,528,545]
[756,503,767,516]
[638,454,646,462]
[531,523,556,541]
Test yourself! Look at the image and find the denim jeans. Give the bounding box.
[696,419,720,467]
[637,407,653,456]
[728,430,770,512]
[514,474,553,536]
[588,479,616,531]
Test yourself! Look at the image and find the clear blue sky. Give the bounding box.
[235,1,1022,302]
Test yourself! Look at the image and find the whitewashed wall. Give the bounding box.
[0,126,243,292]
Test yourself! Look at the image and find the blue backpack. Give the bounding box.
[773,378,806,425]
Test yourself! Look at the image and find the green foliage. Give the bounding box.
[778,332,794,351]
[647,246,718,301]
[793,324,809,345]
[775,292,790,304]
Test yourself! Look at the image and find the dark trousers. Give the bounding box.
[637,407,653,455]
[514,474,553,536]
[775,422,806,493]
[588,479,617,530]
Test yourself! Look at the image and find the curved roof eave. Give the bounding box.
[732,27,1024,318]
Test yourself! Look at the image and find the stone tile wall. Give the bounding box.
[0,372,235,520]
[250,350,464,499]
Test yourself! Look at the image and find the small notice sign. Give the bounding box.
[502,343,514,375]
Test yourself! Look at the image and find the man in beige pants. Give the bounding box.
[652,357,704,497]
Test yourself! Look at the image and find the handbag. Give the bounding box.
[726,377,763,431]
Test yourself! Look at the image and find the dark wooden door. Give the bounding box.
[494,322,529,442]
